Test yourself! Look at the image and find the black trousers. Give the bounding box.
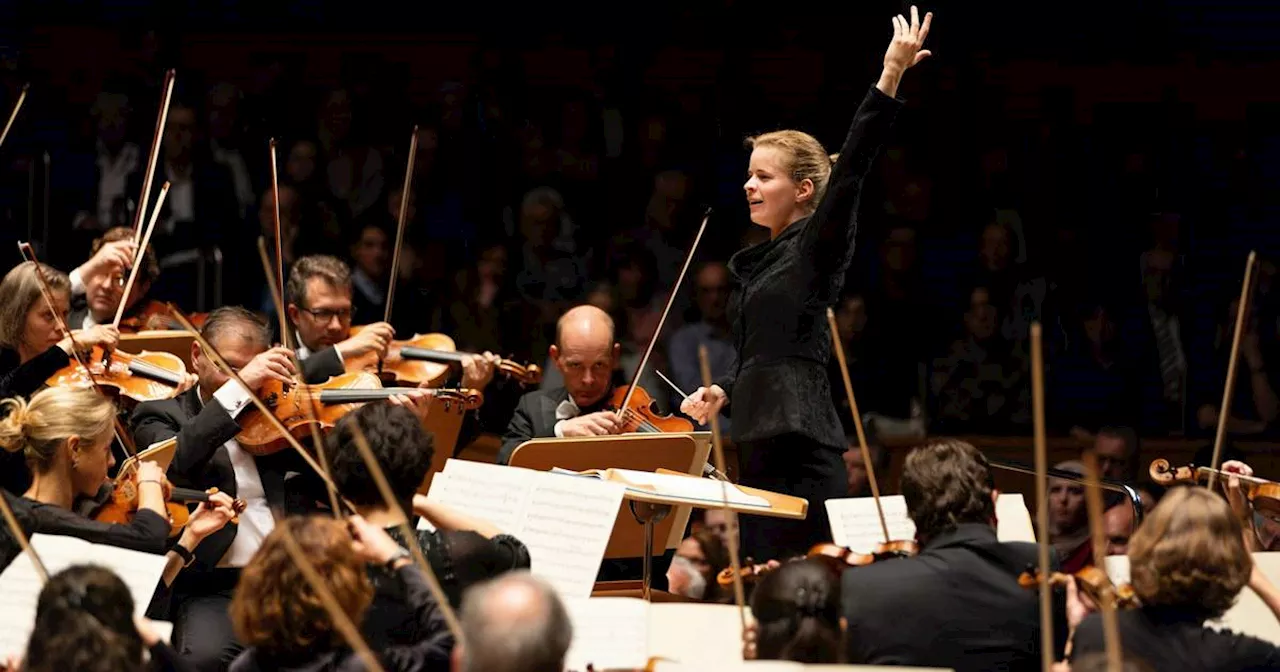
[736,433,845,562]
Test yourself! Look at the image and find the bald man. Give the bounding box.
[452,572,572,672]
[498,305,622,464]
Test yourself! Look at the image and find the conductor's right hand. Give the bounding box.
[238,346,297,391]
[560,411,623,437]
[681,384,727,424]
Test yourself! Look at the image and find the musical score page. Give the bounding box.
[606,468,770,508]
[0,535,168,657]
[563,597,651,671]
[653,663,954,671]
[426,459,625,599]
[826,494,1036,552]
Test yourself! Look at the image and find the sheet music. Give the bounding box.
[827,494,1037,552]
[648,603,747,664]
[427,459,625,599]
[607,469,770,508]
[0,535,168,657]
[563,597,651,671]
[653,661,955,671]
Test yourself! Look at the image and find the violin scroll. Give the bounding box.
[1148,458,1187,486]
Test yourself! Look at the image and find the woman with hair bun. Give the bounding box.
[682,7,933,560]
[747,559,843,664]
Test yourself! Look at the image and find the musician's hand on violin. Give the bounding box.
[75,239,137,285]
[560,411,622,437]
[338,322,395,360]
[176,371,198,394]
[680,385,727,424]
[1222,460,1256,527]
[390,388,433,424]
[61,324,120,355]
[1064,574,1097,630]
[461,351,501,389]
[348,514,409,567]
[181,492,239,545]
[238,346,297,391]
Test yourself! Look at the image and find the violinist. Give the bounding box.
[747,558,843,664]
[498,305,621,465]
[129,306,303,669]
[1069,486,1280,670]
[0,387,234,576]
[841,439,1066,671]
[284,255,389,379]
[70,226,160,331]
[680,6,932,561]
[1215,459,1280,552]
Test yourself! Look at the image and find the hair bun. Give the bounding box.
[0,397,31,452]
[828,153,840,164]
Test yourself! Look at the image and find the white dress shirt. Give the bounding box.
[204,380,276,568]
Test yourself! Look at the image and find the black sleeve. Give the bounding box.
[28,503,169,555]
[131,397,239,485]
[497,396,536,465]
[378,565,456,671]
[0,345,71,399]
[1070,614,1104,659]
[148,641,201,672]
[302,347,345,384]
[801,85,904,278]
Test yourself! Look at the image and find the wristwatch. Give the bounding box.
[172,543,196,568]
[384,546,412,571]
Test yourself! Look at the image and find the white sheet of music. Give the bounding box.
[826,494,1037,552]
[426,459,625,599]
[563,597,651,671]
[653,662,955,671]
[648,603,747,664]
[607,468,770,508]
[0,535,168,657]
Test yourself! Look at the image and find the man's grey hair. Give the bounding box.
[458,571,572,672]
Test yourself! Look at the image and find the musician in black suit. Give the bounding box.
[284,255,395,374]
[499,305,623,464]
[840,439,1066,671]
[681,8,932,561]
[129,306,336,670]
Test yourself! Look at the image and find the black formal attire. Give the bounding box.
[1073,608,1280,671]
[0,346,73,495]
[498,385,608,465]
[228,565,453,672]
[841,523,1067,671]
[0,490,170,570]
[719,86,902,560]
[129,352,343,671]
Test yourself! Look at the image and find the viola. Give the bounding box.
[346,326,541,387]
[235,372,483,456]
[45,345,188,404]
[717,560,781,587]
[91,471,246,539]
[608,385,695,434]
[807,540,918,572]
[1149,458,1280,508]
[1017,565,1139,610]
[118,300,209,333]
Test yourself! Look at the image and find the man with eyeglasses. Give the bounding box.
[283,254,396,381]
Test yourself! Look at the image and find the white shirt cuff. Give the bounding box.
[554,420,566,438]
[69,269,86,297]
[212,380,253,419]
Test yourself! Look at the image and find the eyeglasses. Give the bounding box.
[299,307,355,322]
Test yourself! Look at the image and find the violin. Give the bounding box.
[608,385,695,434]
[234,371,483,456]
[346,326,541,387]
[91,470,246,539]
[45,345,189,404]
[1017,565,1139,610]
[807,540,918,571]
[1149,458,1280,507]
[118,300,209,333]
[716,560,781,587]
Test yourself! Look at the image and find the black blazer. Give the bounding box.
[841,523,1067,671]
[1074,608,1280,671]
[498,386,571,465]
[720,86,902,449]
[0,346,73,494]
[129,352,344,568]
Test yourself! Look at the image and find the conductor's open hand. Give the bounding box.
[884,6,933,74]
[680,384,727,425]
[560,411,622,437]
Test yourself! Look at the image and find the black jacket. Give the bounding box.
[0,346,73,494]
[720,86,902,449]
[841,523,1067,671]
[498,385,612,465]
[1074,607,1280,671]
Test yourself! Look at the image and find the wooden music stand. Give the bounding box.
[119,331,196,370]
[416,394,471,494]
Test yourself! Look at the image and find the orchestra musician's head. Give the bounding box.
[0,387,119,500]
[286,255,355,353]
[749,558,843,664]
[453,571,572,672]
[1092,426,1138,482]
[85,227,159,324]
[900,439,997,545]
[1128,486,1251,621]
[743,130,835,236]
[231,516,375,660]
[191,306,271,400]
[550,305,620,409]
[327,401,433,514]
[1103,494,1135,556]
[24,565,145,672]
[0,261,70,364]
